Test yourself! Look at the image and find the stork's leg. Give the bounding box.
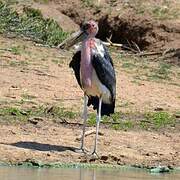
[92,96,102,156]
[79,94,88,152]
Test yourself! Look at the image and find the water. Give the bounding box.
[0,166,180,180]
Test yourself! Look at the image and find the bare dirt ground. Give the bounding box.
[0,0,180,168]
[0,121,179,168]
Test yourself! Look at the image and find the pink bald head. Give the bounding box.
[82,20,99,37]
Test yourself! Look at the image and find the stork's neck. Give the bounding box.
[80,37,95,88]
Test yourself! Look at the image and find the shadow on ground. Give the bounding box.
[1,141,77,152]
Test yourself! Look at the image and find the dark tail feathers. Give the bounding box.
[88,96,115,116]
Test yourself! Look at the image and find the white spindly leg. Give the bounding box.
[80,94,88,152]
[92,96,102,156]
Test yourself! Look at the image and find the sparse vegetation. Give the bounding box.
[9,60,29,67]
[21,94,37,100]
[81,0,94,7]
[45,106,77,120]
[0,1,69,46]
[85,110,177,130]
[0,106,78,123]
[87,114,96,126]
[0,107,29,122]
[0,104,176,130]
[147,62,172,80]
[33,0,49,3]
[115,52,179,85]
[152,4,180,20]
[10,46,22,55]
[145,111,175,129]
[111,120,134,130]
[125,0,180,20]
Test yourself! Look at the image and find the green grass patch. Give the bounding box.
[87,112,134,130]
[10,46,22,55]
[152,5,180,20]
[111,120,134,130]
[144,111,175,129]
[87,113,96,126]
[0,104,177,131]
[0,107,29,122]
[81,0,94,7]
[33,0,49,3]
[147,63,172,80]
[125,0,180,20]
[9,60,29,67]
[21,94,37,100]
[115,51,178,84]
[0,1,69,46]
[121,62,137,69]
[139,120,149,130]
[45,106,77,119]
[0,105,77,123]
[102,111,176,131]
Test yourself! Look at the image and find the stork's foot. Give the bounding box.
[75,147,88,154]
[91,151,100,159]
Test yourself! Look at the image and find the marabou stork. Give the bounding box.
[60,20,116,155]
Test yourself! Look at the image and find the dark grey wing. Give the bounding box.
[90,45,116,116]
[102,43,114,67]
[91,47,116,101]
[69,51,81,88]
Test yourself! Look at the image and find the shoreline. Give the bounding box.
[0,161,180,174]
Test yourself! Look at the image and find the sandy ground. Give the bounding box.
[0,121,179,168]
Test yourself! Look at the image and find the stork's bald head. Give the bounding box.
[58,20,98,49]
[81,20,99,37]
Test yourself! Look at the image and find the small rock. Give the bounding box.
[110,155,119,161]
[9,130,16,135]
[154,107,164,111]
[28,119,38,125]
[104,141,110,146]
[28,117,44,125]
[145,153,150,156]
[150,166,170,173]
[100,155,108,161]
[11,85,19,89]
[175,114,180,119]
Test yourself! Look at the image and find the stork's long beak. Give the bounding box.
[58,29,87,49]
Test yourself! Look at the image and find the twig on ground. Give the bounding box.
[132,41,141,53]
[32,69,57,78]
[138,51,163,57]
[0,48,12,52]
[105,38,139,53]
[103,41,123,47]
[103,38,123,47]
[35,43,57,49]
[76,129,104,141]
[0,55,12,59]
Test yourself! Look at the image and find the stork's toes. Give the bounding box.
[75,147,88,154]
[91,151,100,159]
